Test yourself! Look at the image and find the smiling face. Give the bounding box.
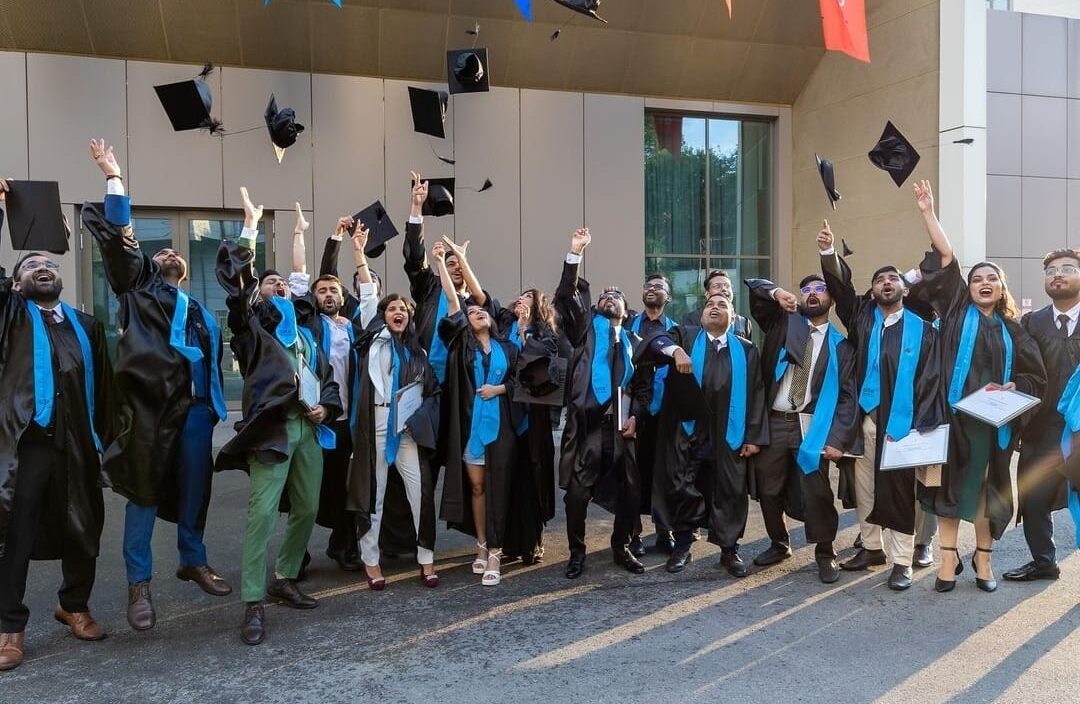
[313,278,344,316]
[968,264,1004,309]
[798,278,833,318]
[14,255,64,302]
[871,268,906,308]
[152,247,188,283]
[641,276,670,308]
[597,287,627,320]
[259,273,288,299]
[466,304,492,333]
[383,298,410,334]
[700,293,732,333]
[445,253,465,288]
[1044,256,1080,302]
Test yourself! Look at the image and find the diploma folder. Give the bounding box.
[798,414,862,458]
[394,381,424,434]
[879,424,950,471]
[953,386,1041,429]
[297,363,321,412]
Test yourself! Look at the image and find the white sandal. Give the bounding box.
[472,542,489,575]
[482,549,503,586]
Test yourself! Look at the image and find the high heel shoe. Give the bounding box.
[364,566,386,592]
[934,546,964,592]
[418,565,439,589]
[472,542,489,575]
[482,549,503,587]
[971,547,997,592]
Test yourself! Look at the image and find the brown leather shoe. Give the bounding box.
[176,564,233,597]
[53,607,106,641]
[0,632,25,671]
[127,581,156,631]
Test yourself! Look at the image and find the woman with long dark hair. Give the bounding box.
[435,237,519,586]
[910,180,1046,594]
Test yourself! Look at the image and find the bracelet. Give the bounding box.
[357,263,368,268]
[106,174,123,181]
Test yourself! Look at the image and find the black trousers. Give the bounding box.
[754,412,837,558]
[320,419,357,552]
[565,416,639,559]
[1018,439,1069,567]
[0,428,96,633]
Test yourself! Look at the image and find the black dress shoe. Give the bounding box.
[326,547,363,572]
[295,550,312,583]
[912,544,934,569]
[1002,561,1060,581]
[840,548,887,571]
[887,564,913,591]
[718,550,748,578]
[241,603,265,646]
[666,546,693,573]
[817,557,840,584]
[613,547,646,574]
[267,578,318,609]
[565,556,585,579]
[653,532,676,555]
[753,542,792,567]
[971,548,997,593]
[628,536,647,558]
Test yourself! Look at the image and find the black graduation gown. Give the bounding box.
[0,272,113,560]
[81,203,223,526]
[683,308,753,340]
[347,324,441,554]
[437,311,519,548]
[820,252,945,533]
[635,326,768,547]
[214,241,342,471]
[910,252,1046,538]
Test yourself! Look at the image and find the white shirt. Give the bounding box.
[1052,300,1080,336]
[323,315,352,421]
[660,327,729,358]
[881,308,904,329]
[772,320,829,412]
[35,302,64,322]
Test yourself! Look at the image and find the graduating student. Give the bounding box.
[497,288,562,565]
[81,141,231,633]
[909,180,1045,594]
[555,228,649,579]
[347,227,441,591]
[1003,248,1080,583]
[817,222,944,591]
[742,271,859,583]
[0,181,113,671]
[637,294,768,575]
[682,269,753,340]
[215,187,342,645]
[436,238,518,586]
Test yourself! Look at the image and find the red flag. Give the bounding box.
[819,0,870,63]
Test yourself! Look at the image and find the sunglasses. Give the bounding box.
[642,281,669,291]
[598,290,624,301]
[800,283,827,295]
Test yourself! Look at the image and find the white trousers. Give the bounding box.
[360,407,434,567]
[853,416,924,567]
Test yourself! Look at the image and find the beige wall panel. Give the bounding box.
[310,73,385,280]
[26,54,127,205]
[221,67,313,213]
[520,90,585,296]
[583,93,645,297]
[127,61,224,209]
[453,86,522,302]
[0,52,29,269]
[382,79,456,299]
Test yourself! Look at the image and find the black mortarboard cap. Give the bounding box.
[512,354,568,406]
[868,121,921,187]
[663,370,709,422]
[5,181,68,254]
[154,64,221,133]
[447,48,490,94]
[815,154,841,211]
[552,0,608,23]
[421,178,455,217]
[351,200,399,259]
[265,94,305,163]
[409,87,449,139]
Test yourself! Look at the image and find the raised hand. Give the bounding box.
[239,187,264,228]
[774,288,799,313]
[352,224,370,252]
[89,138,121,178]
[0,178,10,203]
[913,179,934,214]
[817,219,833,253]
[410,171,429,211]
[570,227,591,255]
[514,299,531,322]
[335,216,354,239]
[441,235,469,261]
[431,240,447,263]
[293,202,309,235]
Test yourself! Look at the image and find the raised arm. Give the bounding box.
[816,220,861,334]
[743,277,796,333]
[433,240,459,316]
[441,236,487,307]
[350,221,379,327]
[915,180,953,268]
[909,180,968,321]
[554,228,592,347]
[402,172,435,290]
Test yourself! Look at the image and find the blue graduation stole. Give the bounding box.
[796,325,844,474]
[509,323,523,350]
[631,312,675,416]
[169,288,227,422]
[466,341,509,460]
[385,340,412,465]
[295,325,336,451]
[590,315,633,406]
[682,329,746,451]
[268,295,299,348]
[1057,365,1080,547]
[949,304,1014,450]
[27,301,103,453]
[858,308,924,441]
[428,293,450,384]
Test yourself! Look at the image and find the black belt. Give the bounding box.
[374,402,391,408]
[770,409,802,422]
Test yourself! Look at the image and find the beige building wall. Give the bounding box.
[790,0,941,296]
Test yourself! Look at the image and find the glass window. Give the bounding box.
[645,112,772,324]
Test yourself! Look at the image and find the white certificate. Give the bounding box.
[297,364,321,411]
[798,414,862,458]
[394,381,423,434]
[880,424,950,471]
[953,386,1040,429]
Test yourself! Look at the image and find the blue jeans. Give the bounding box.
[123,403,215,584]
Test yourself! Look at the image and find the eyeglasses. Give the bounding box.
[1045,265,1080,277]
[642,282,669,291]
[21,260,60,272]
[800,283,827,295]
[598,290,624,301]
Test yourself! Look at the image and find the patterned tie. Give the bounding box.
[1059,313,1071,339]
[788,326,814,410]
[41,309,59,326]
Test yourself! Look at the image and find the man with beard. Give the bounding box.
[81,140,231,632]
[683,270,753,340]
[1003,249,1080,583]
[743,271,859,584]
[215,186,342,646]
[636,294,768,574]
[0,180,113,670]
[556,228,649,579]
[817,224,943,590]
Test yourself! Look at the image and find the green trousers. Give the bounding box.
[241,415,324,602]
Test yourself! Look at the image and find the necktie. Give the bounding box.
[788,327,814,410]
[1059,313,1071,339]
[41,309,59,326]
[714,338,723,354]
